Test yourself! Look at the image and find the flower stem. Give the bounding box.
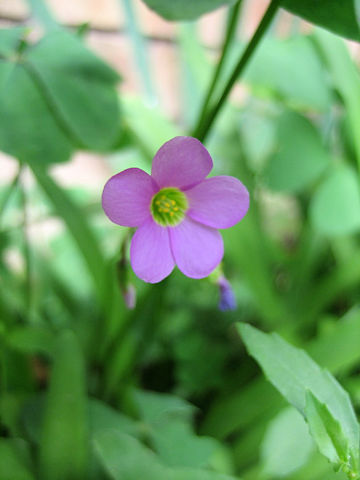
[19,168,32,315]
[0,165,22,229]
[192,0,244,137]
[194,0,280,142]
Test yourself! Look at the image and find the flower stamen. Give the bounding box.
[151,187,188,226]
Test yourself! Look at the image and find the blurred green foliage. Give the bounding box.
[1,0,360,479]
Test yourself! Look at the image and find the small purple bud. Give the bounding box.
[217,275,236,311]
[122,284,136,310]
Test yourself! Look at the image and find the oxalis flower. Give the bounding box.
[102,136,249,283]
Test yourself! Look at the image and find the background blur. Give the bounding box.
[1,1,360,479]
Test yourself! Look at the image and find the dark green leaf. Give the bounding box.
[0,27,27,58]
[0,62,72,164]
[7,325,55,356]
[26,31,121,151]
[140,0,236,21]
[264,111,330,192]
[39,330,89,480]
[280,0,360,42]
[0,439,35,480]
[310,165,360,236]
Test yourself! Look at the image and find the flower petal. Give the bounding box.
[169,217,224,279]
[151,136,213,189]
[186,176,249,229]
[102,168,157,227]
[130,219,175,283]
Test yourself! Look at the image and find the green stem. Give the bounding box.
[19,168,32,315]
[26,0,58,31]
[0,165,22,229]
[194,0,280,142]
[121,0,157,105]
[192,0,244,137]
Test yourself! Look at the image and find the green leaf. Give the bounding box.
[314,29,360,169]
[305,391,351,468]
[94,431,168,480]
[94,431,237,480]
[0,27,27,58]
[133,389,196,426]
[151,421,218,468]
[260,407,314,478]
[139,0,236,21]
[28,164,107,300]
[237,323,360,470]
[0,62,72,164]
[39,330,89,480]
[26,30,121,151]
[89,399,138,437]
[308,311,360,374]
[310,165,360,236]
[133,389,217,468]
[264,111,330,193]
[280,0,360,42]
[0,439,35,480]
[244,36,332,111]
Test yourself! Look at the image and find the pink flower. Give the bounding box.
[102,137,249,283]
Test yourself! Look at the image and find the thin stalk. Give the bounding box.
[19,169,32,316]
[26,0,59,31]
[193,0,244,137]
[195,0,280,142]
[121,0,157,105]
[0,165,22,229]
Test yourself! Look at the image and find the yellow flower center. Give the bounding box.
[150,187,188,226]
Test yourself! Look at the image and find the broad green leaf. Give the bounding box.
[305,391,351,469]
[39,330,89,480]
[151,420,218,468]
[264,112,330,193]
[133,389,217,468]
[0,439,35,480]
[244,36,332,111]
[260,407,314,477]
[140,0,236,21]
[280,0,360,42]
[94,431,168,480]
[203,310,360,441]
[237,323,360,470]
[314,29,360,169]
[0,27,27,58]
[89,399,138,437]
[27,31,121,151]
[94,431,237,480]
[310,165,360,236]
[133,389,196,425]
[0,62,72,164]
